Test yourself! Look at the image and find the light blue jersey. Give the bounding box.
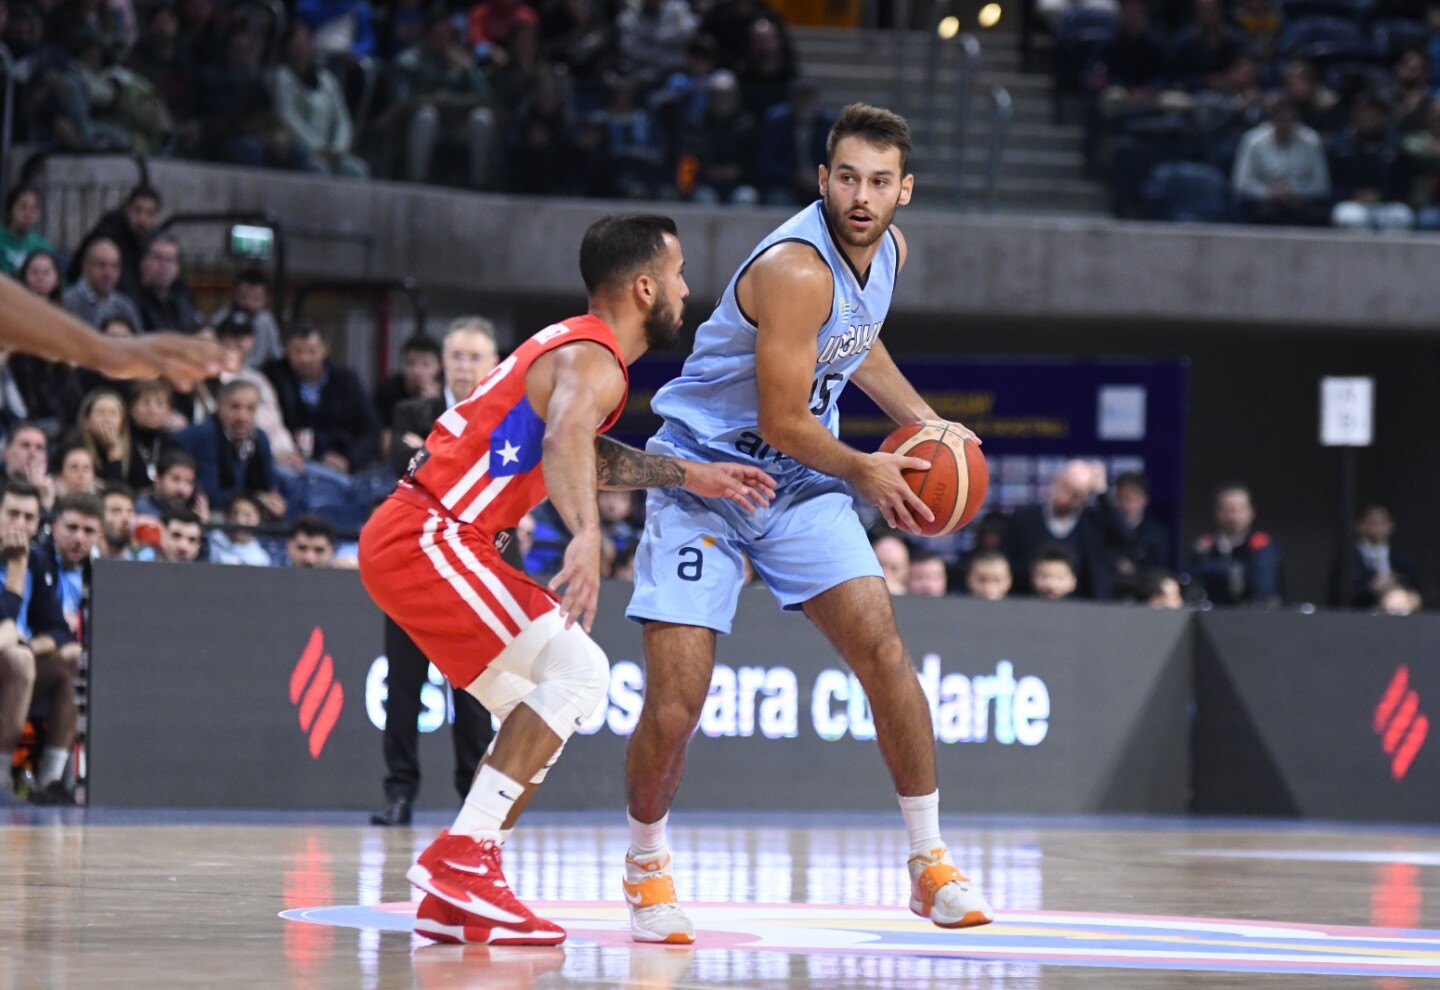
[650,200,898,482]
[628,201,900,632]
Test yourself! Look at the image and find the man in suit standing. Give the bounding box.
[372,316,503,826]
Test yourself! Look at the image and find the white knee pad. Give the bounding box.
[520,624,610,745]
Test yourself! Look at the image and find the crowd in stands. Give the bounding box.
[1053,0,1440,227]
[860,458,1423,615]
[0,0,841,206]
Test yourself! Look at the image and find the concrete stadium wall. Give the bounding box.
[133,159,1440,332]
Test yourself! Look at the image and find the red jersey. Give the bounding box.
[407,314,628,533]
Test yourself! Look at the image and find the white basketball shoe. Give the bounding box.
[907,846,995,928]
[623,851,696,944]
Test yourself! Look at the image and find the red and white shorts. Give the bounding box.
[359,486,561,690]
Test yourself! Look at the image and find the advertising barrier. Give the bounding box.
[86,562,1191,813]
[1193,610,1440,822]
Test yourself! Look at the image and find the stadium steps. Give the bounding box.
[789,25,1109,216]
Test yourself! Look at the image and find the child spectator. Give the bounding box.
[965,550,1013,601]
[1032,545,1079,600]
[208,494,272,566]
[906,548,948,597]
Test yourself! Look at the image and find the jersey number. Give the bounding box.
[677,547,703,582]
[809,373,843,416]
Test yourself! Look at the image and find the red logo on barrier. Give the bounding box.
[289,627,345,759]
[1373,666,1428,781]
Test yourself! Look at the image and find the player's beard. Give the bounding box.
[822,188,897,249]
[643,288,684,349]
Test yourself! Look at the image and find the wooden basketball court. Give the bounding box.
[4,809,1439,986]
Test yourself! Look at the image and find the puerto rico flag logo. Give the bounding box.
[489,398,545,478]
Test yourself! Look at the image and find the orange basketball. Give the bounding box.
[877,421,989,537]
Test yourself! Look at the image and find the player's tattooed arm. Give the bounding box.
[595,436,686,490]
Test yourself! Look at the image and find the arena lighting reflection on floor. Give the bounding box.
[278,829,1440,984]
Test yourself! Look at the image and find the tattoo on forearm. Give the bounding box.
[596,436,685,488]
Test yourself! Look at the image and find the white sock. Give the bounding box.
[38,747,69,788]
[898,791,943,857]
[451,764,523,840]
[498,827,514,846]
[627,810,669,858]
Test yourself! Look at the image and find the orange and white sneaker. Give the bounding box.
[623,851,695,944]
[907,846,994,929]
[407,831,565,945]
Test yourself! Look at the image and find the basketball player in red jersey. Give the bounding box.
[358,214,776,946]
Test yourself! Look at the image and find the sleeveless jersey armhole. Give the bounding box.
[732,237,834,333]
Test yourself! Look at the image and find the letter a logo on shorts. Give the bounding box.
[289,626,345,759]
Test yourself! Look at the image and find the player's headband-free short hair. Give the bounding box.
[579,214,678,296]
[826,103,912,175]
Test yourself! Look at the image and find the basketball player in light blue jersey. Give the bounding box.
[621,104,994,943]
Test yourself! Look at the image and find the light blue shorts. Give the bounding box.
[625,433,882,635]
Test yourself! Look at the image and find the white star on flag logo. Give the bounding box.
[497,440,521,465]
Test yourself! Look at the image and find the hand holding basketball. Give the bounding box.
[851,449,937,535]
[877,420,989,538]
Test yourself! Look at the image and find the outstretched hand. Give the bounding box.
[93,333,233,392]
[683,462,778,512]
[548,529,602,632]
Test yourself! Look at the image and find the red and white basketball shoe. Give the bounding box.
[407,831,565,945]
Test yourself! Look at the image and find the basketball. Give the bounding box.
[878,421,989,537]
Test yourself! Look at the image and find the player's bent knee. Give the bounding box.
[519,625,610,744]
